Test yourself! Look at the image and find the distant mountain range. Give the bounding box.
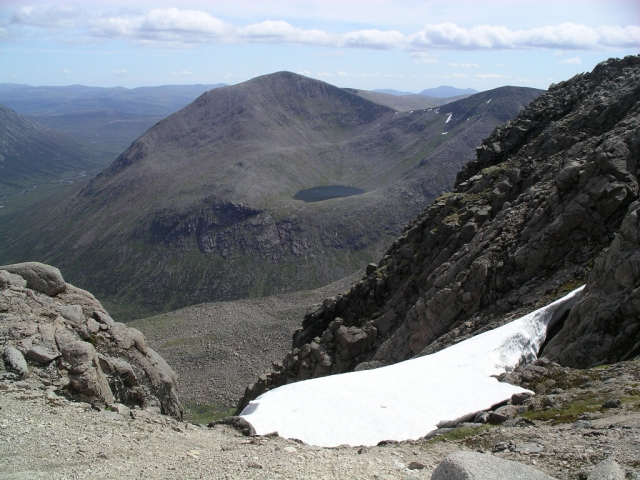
[419,86,479,98]
[374,86,479,98]
[0,72,541,319]
[0,83,227,158]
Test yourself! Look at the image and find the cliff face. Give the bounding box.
[239,55,640,411]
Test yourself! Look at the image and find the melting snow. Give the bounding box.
[487,98,492,104]
[241,287,584,447]
[442,132,448,135]
[446,113,453,123]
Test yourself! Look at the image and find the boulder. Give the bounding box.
[587,459,626,480]
[431,451,557,480]
[0,262,183,419]
[0,262,66,296]
[0,270,27,289]
[3,347,28,377]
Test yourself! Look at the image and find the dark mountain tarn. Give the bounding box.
[293,186,365,202]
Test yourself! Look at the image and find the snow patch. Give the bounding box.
[446,113,453,123]
[442,132,448,135]
[487,98,492,104]
[241,287,584,447]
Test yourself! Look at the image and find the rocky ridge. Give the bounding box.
[239,56,640,410]
[0,262,182,419]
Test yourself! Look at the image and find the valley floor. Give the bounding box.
[1,358,639,479]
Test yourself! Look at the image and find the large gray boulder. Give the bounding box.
[0,263,183,419]
[588,459,626,480]
[0,262,66,296]
[431,451,557,480]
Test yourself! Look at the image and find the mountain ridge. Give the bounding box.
[239,55,640,411]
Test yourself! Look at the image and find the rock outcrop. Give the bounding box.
[238,55,640,412]
[0,262,182,419]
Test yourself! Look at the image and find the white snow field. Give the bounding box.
[241,286,585,447]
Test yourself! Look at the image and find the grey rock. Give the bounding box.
[55,304,85,324]
[511,392,533,405]
[601,399,621,409]
[431,451,557,479]
[25,345,60,364]
[0,269,27,289]
[3,347,28,377]
[588,459,626,480]
[0,262,66,296]
[474,412,489,423]
[514,443,544,453]
[93,310,115,326]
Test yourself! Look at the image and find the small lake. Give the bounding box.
[293,185,366,203]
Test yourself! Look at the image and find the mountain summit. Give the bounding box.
[0,72,540,318]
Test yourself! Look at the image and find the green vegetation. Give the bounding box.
[183,403,235,425]
[426,424,492,444]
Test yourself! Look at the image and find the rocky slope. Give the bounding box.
[0,73,541,319]
[239,55,640,410]
[0,262,182,419]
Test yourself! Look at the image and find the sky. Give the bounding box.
[0,1,638,93]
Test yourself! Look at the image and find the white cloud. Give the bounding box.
[5,6,640,52]
[449,62,479,68]
[410,52,437,64]
[181,70,193,75]
[61,69,71,74]
[557,56,582,64]
[297,69,311,75]
[475,73,507,79]
[11,5,83,29]
[408,22,640,50]
[113,69,127,75]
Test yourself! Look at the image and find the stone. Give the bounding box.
[431,451,557,480]
[0,270,27,289]
[56,304,85,324]
[408,461,426,470]
[25,345,60,364]
[587,459,625,480]
[0,262,66,296]
[93,310,115,327]
[473,412,489,423]
[601,399,621,409]
[488,412,508,424]
[3,347,28,377]
[209,416,256,436]
[366,263,378,275]
[511,392,533,405]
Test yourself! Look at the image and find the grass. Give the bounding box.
[426,424,492,444]
[184,403,235,425]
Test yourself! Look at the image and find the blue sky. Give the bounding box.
[1,0,638,92]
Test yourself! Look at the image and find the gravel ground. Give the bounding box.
[2,358,639,479]
[129,271,362,411]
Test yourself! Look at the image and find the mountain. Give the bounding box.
[24,109,166,158]
[372,89,415,96]
[0,83,227,116]
[347,89,447,111]
[420,86,479,98]
[0,83,227,159]
[0,104,113,214]
[239,55,640,410]
[0,72,541,319]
